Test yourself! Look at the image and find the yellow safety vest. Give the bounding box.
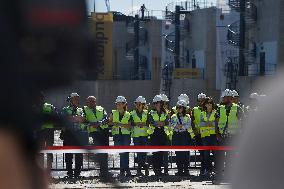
[147,110,168,136]
[227,103,239,135]
[63,106,86,130]
[170,114,190,130]
[112,110,131,135]
[218,105,227,134]
[190,106,202,138]
[41,103,54,129]
[84,106,108,133]
[200,110,216,138]
[131,109,148,137]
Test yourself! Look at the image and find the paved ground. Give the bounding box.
[50,171,231,189]
[50,180,230,189]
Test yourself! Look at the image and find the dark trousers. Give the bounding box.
[38,129,54,169]
[201,135,217,173]
[193,134,205,173]
[113,134,131,171]
[172,131,191,172]
[90,129,109,176]
[65,153,83,176]
[150,128,168,174]
[63,130,88,177]
[133,136,148,168]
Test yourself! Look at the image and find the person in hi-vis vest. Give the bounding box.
[199,97,218,178]
[109,96,132,177]
[170,100,191,176]
[83,96,110,178]
[131,96,149,176]
[61,93,87,179]
[147,95,169,176]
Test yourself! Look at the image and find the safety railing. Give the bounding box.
[42,146,232,171]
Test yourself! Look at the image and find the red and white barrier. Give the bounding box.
[41,146,235,154]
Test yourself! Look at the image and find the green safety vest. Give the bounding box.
[112,110,131,135]
[191,106,202,138]
[218,105,227,134]
[131,109,148,137]
[170,114,190,130]
[200,110,216,138]
[84,106,108,133]
[227,103,239,135]
[147,110,168,136]
[41,103,54,129]
[63,106,85,130]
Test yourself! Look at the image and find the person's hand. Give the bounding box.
[177,124,183,129]
[138,122,144,128]
[90,122,99,128]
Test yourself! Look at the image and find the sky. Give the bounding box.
[87,0,218,15]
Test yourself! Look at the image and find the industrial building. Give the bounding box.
[46,0,284,110]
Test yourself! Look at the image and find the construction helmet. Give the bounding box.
[250,93,259,99]
[67,92,79,102]
[231,90,239,97]
[178,94,189,104]
[115,96,127,104]
[221,89,232,97]
[176,100,187,107]
[135,96,146,104]
[197,93,207,100]
[70,92,79,98]
[153,95,163,103]
[160,94,169,102]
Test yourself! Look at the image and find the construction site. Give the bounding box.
[0,0,284,189]
[45,0,284,110]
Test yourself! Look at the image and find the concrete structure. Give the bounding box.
[167,7,221,105]
[235,0,284,102]
[112,13,162,80]
[46,80,159,113]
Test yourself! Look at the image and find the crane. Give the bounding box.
[93,0,110,12]
[105,0,110,12]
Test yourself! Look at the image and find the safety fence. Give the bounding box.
[41,146,234,171]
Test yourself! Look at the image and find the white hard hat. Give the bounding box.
[178,94,189,104]
[250,93,259,99]
[115,96,127,103]
[221,89,232,97]
[70,92,80,98]
[153,95,163,103]
[197,93,207,100]
[231,90,239,97]
[176,100,187,107]
[135,96,146,104]
[160,94,169,102]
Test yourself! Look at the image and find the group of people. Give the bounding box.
[36,89,260,180]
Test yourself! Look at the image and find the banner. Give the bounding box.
[92,13,113,79]
[173,68,201,79]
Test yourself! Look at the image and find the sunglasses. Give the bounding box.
[177,106,183,109]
